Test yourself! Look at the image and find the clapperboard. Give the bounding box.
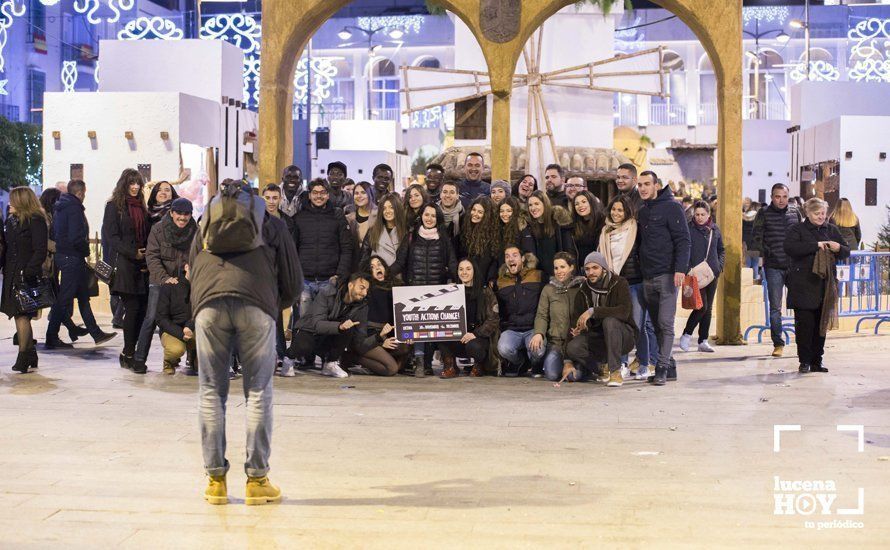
[392,284,467,342]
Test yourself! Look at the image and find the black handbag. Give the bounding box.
[13,273,56,315]
[92,259,116,286]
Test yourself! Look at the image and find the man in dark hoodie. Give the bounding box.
[290,272,372,379]
[459,152,490,207]
[45,179,116,348]
[326,161,352,210]
[637,170,690,386]
[190,179,301,507]
[751,183,802,357]
[565,251,637,387]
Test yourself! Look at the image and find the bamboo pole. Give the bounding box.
[531,86,544,176]
[400,91,493,115]
[543,69,663,81]
[544,83,668,97]
[540,46,664,77]
[537,87,558,164]
[399,81,493,93]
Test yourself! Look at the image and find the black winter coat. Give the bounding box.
[102,202,148,296]
[1,214,49,318]
[752,203,801,269]
[156,280,194,341]
[784,220,850,310]
[394,229,457,286]
[294,283,372,355]
[637,185,690,279]
[495,253,545,332]
[292,201,352,280]
[52,193,90,257]
[687,222,726,276]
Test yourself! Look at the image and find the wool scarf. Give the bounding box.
[126,196,148,248]
[439,200,464,237]
[598,217,637,275]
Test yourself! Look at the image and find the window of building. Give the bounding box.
[28,67,46,125]
[27,0,45,43]
[369,58,400,116]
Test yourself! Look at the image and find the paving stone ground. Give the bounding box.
[0,315,888,548]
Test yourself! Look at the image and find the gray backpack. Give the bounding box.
[200,180,265,254]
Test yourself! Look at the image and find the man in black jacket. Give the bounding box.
[615,163,643,215]
[45,179,116,348]
[289,178,353,318]
[637,170,690,386]
[190,179,301,507]
[459,152,490,207]
[156,265,195,375]
[751,183,802,357]
[544,163,568,208]
[290,273,371,379]
[326,161,352,210]
[496,247,546,375]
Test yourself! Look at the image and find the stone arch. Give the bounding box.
[259,0,743,342]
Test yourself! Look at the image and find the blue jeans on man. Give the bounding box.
[764,267,788,347]
[640,273,678,372]
[629,282,659,367]
[497,329,545,373]
[197,297,277,478]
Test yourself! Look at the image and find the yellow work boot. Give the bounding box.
[772,345,784,358]
[607,369,624,387]
[204,475,228,505]
[245,476,282,506]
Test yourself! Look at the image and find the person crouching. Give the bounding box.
[157,262,196,375]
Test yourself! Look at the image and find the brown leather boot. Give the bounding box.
[469,364,484,377]
[439,355,459,379]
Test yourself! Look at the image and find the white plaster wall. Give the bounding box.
[98,39,243,103]
[742,120,791,200]
[838,116,890,247]
[791,81,890,130]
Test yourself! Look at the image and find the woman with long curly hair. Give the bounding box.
[495,197,534,267]
[102,168,150,373]
[360,192,406,274]
[526,190,575,278]
[513,174,537,208]
[458,196,499,283]
[1,187,49,373]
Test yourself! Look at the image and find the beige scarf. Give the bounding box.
[598,217,637,275]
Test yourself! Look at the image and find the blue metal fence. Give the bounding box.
[744,251,890,342]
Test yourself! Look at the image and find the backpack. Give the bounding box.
[200,181,265,254]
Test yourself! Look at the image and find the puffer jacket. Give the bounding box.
[752,203,801,269]
[393,228,457,286]
[292,199,353,280]
[496,252,545,332]
[619,240,643,285]
[637,185,690,278]
[533,275,585,353]
[156,279,194,341]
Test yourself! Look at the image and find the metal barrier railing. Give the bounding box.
[743,251,890,342]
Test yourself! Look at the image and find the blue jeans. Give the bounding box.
[197,297,277,477]
[629,283,659,366]
[764,267,787,347]
[640,274,678,371]
[497,329,545,368]
[134,284,162,363]
[542,345,565,381]
[299,279,333,318]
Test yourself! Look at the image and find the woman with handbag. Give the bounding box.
[1,187,50,373]
[679,200,725,353]
[102,168,151,373]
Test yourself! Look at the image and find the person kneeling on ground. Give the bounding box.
[289,273,372,379]
[439,259,500,378]
[495,246,546,376]
[564,252,638,387]
[156,263,196,375]
[531,252,585,382]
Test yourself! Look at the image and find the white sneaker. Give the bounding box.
[620,364,631,380]
[321,361,349,378]
[698,341,715,353]
[277,357,297,377]
[679,334,692,352]
[635,365,651,380]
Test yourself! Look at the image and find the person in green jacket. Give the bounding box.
[529,251,585,381]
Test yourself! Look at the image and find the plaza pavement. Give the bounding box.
[0,315,888,549]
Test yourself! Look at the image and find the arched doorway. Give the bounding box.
[258,0,743,343]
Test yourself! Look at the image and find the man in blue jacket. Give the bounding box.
[45,180,116,348]
[459,152,490,207]
[637,171,690,386]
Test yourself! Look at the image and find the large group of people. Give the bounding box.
[0,152,855,505]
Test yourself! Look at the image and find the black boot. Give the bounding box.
[68,325,90,342]
[119,353,134,370]
[667,357,677,381]
[184,349,198,376]
[798,363,811,374]
[25,347,38,371]
[653,367,668,386]
[810,360,828,373]
[44,337,74,350]
[412,356,425,378]
[11,352,29,373]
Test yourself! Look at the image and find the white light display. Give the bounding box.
[410,105,454,129]
[743,6,789,25]
[790,60,840,83]
[61,60,78,92]
[93,61,99,86]
[293,57,338,105]
[357,15,424,35]
[847,17,890,83]
[200,13,262,106]
[73,0,135,25]
[118,16,184,40]
[0,78,7,96]
[0,0,26,73]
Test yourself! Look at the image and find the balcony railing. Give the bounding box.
[745,101,789,121]
[649,103,687,126]
[0,104,20,122]
[698,103,718,125]
[613,103,637,126]
[368,108,401,121]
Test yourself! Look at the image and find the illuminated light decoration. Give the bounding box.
[0,78,7,95]
[37,0,60,5]
[93,61,99,86]
[200,14,262,106]
[409,105,455,129]
[61,60,78,92]
[0,0,26,73]
[356,15,423,35]
[293,56,338,106]
[73,0,135,25]
[743,6,789,25]
[847,17,890,83]
[118,16,184,40]
[790,60,840,83]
